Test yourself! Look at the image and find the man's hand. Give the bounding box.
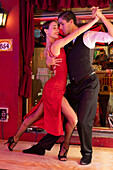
[46,51,62,70]
[91,6,113,37]
[91,6,102,19]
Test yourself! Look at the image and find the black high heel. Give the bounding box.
[4,137,17,151]
[58,142,69,161]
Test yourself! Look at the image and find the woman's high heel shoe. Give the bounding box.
[58,142,69,161]
[4,137,17,151]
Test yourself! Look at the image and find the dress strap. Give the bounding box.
[49,45,55,58]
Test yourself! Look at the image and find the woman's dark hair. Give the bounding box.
[41,20,58,38]
[58,11,76,25]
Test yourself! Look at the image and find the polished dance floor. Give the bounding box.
[1,139,113,170]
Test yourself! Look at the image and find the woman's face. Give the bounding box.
[47,21,59,39]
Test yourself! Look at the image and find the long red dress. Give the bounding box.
[24,47,67,136]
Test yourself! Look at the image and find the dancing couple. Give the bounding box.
[5,7,113,165]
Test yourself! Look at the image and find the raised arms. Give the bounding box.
[51,15,99,56]
[92,7,113,37]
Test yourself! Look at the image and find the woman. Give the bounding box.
[5,14,99,161]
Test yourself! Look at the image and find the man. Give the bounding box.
[23,7,113,165]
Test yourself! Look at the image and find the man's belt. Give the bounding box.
[71,71,95,85]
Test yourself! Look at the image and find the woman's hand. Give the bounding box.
[91,6,101,21]
[91,6,113,37]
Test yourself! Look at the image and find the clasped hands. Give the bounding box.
[91,6,102,19]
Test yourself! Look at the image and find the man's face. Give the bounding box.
[58,17,71,35]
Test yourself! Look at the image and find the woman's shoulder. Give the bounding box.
[44,48,47,58]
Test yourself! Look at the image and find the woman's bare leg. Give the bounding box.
[10,102,44,150]
[59,96,77,160]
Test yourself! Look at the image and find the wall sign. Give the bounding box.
[0,39,13,51]
[0,107,9,122]
[34,29,41,38]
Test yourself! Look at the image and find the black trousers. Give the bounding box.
[38,133,61,151]
[38,74,99,155]
[65,74,99,155]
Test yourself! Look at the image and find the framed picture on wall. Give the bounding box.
[108,46,113,60]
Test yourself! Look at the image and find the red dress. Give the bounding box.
[24,47,67,136]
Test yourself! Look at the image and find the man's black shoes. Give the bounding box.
[23,144,92,164]
[80,153,92,165]
[23,144,45,155]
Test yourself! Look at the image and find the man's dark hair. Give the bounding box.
[58,11,76,25]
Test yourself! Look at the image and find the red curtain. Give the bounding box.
[33,0,110,11]
[19,0,35,98]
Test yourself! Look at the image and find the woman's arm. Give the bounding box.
[51,16,99,56]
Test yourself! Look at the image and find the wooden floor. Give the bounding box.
[1,139,113,170]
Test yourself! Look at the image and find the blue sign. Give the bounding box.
[34,29,41,38]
